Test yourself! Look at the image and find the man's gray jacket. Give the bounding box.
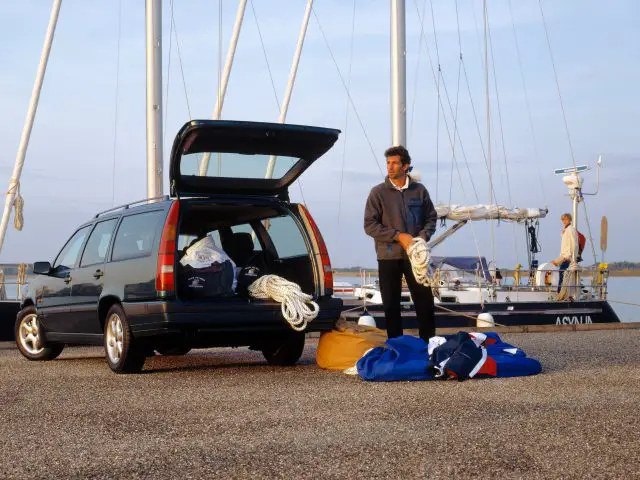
[364,176,438,260]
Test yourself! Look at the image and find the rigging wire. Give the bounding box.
[446,0,463,208]
[250,0,281,111]
[581,200,598,264]
[538,0,576,167]
[163,0,175,158]
[539,0,597,264]
[111,0,122,206]
[428,0,442,202]
[487,13,522,265]
[508,0,546,200]
[171,4,192,119]
[415,0,482,203]
[413,0,479,201]
[312,8,383,175]
[412,0,485,280]
[408,0,428,145]
[336,0,357,236]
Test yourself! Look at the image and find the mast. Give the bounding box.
[198,0,248,176]
[390,0,407,147]
[265,0,313,179]
[0,0,62,256]
[145,0,163,198]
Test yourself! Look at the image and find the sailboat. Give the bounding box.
[0,1,621,343]
[338,0,620,327]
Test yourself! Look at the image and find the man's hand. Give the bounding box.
[551,260,559,267]
[397,233,414,251]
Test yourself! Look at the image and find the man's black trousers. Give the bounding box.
[378,258,435,340]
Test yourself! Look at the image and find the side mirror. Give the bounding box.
[33,261,52,275]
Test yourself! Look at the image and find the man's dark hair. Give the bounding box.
[384,145,411,165]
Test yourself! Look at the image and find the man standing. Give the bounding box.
[551,213,578,292]
[364,146,438,340]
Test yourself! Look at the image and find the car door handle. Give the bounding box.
[93,270,104,279]
[64,275,72,284]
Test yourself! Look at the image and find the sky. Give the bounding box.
[0,0,638,269]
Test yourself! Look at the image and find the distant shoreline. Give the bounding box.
[334,269,640,278]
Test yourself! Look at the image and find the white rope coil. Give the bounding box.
[248,274,319,331]
[8,181,24,231]
[407,237,439,299]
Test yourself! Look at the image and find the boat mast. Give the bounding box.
[265,0,314,179]
[390,0,407,147]
[198,0,248,177]
[0,0,62,256]
[145,0,163,198]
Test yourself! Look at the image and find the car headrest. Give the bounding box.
[230,232,255,264]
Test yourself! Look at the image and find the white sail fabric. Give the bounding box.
[435,204,547,222]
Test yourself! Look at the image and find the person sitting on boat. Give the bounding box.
[364,145,438,341]
[551,213,578,292]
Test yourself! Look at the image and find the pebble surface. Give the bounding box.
[1,329,639,479]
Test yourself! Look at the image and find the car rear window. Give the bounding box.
[111,211,164,261]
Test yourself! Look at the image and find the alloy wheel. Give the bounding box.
[105,313,124,364]
[18,313,44,355]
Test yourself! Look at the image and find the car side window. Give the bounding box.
[80,219,118,267]
[111,211,164,262]
[265,215,308,259]
[53,226,91,270]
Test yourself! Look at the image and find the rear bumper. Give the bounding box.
[123,296,342,339]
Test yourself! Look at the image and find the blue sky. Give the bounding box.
[0,0,638,268]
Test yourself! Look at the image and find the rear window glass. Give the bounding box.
[111,211,164,261]
[266,216,308,259]
[181,153,298,180]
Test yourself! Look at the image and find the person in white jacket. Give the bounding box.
[551,213,578,292]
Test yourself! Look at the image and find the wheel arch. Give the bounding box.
[98,295,122,332]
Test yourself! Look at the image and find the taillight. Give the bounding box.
[298,204,333,294]
[156,200,180,296]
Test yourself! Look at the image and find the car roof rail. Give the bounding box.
[94,195,170,219]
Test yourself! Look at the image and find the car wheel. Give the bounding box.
[104,304,145,373]
[15,306,64,361]
[155,346,191,356]
[261,331,305,366]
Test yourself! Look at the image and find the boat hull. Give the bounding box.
[341,299,621,329]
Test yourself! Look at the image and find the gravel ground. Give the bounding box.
[1,329,640,479]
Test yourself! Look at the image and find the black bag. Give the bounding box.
[178,260,235,298]
[236,265,264,297]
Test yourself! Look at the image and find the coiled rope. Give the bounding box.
[406,237,440,298]
[8,180,24,231]
[248,274,319,331]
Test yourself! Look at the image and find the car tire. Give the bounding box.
[15,306,64,361]
[155,346,191,356]
[261,331,305,366]
[103,304,145,373]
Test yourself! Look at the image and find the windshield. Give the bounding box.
[181,152,299,180]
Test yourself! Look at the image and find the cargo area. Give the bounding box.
[175,199,318,302]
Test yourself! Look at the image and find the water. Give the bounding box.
[335,274,640,323]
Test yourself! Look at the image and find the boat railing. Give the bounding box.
[0,263,30,301]
[434,265,610,301]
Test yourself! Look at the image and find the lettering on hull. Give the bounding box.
[555,315,593,325]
